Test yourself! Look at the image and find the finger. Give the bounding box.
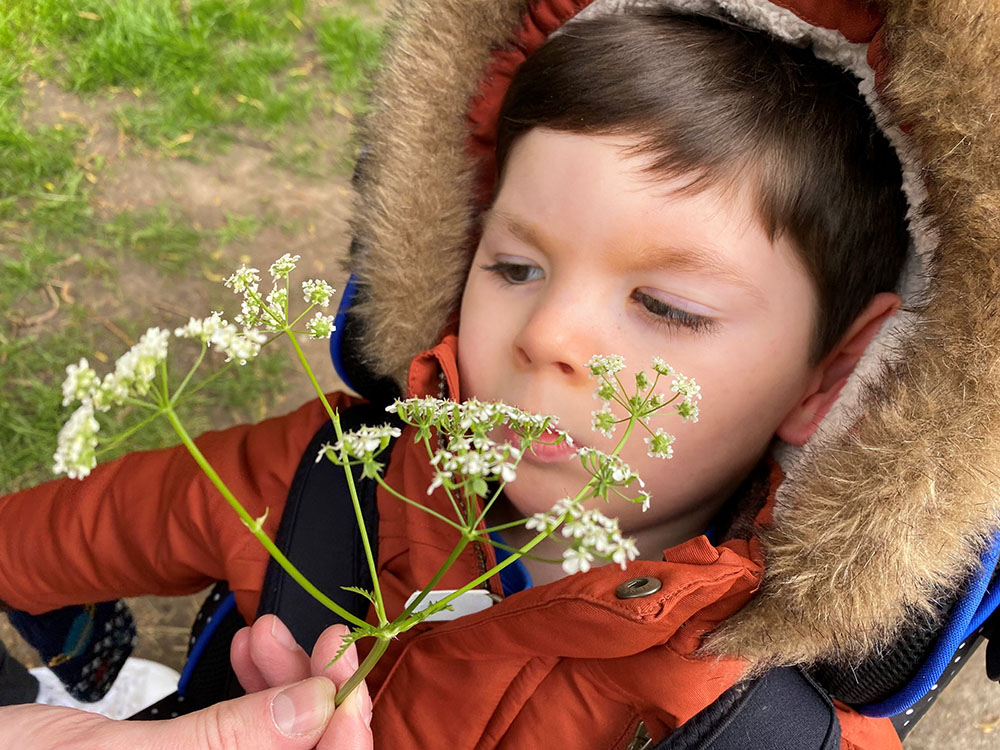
[113,676,337,750]
[231,625,269,694]
[309,624,358,688]
[249,614,312,688]
[0,704,109,749]
[318,680,373,750]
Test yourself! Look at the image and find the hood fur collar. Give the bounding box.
[348,0,1000,672]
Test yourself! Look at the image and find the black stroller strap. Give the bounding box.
[256,399,396,651]
[651,666,841,750]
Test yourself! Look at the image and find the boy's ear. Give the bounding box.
[776,292,902,446]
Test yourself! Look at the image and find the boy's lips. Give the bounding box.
[496,424,579,464]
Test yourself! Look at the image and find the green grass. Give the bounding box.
[0,0,382,494]
[315,12,382,96]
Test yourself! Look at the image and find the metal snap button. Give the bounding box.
[615,577,663,599]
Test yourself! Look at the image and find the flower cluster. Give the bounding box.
[428,438,522,497]
[72,328,170,412]
[586,354,625,377]
[52,402,100,480]
[175,313,267,365]
[525,497,640,574]
[388,397,560,448]
[587,355,699,456]
[318,424,402,478]
[224,254,338,339]
[576,446,643,499]
[55,328,172,478]
[670,374,702,423]
[644,429,675,460]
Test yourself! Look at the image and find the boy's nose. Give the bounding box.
[512,295,595,381]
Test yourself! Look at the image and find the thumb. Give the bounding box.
[121,676,337,750]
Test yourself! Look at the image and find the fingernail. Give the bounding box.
[271,678,334,737]
[270,616,298,651]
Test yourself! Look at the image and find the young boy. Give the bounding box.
[2,2,995,748]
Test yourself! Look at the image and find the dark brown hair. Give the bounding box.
[495,10,910,363]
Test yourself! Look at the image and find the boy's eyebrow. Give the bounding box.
[630,242,767,303]
[483,209,766,303]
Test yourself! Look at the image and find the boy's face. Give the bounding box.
[458,130,822,548]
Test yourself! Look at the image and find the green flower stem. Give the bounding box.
[334,636,390,708]
[287,302,316,330]
[373,474,464,530]
[287,329,386,626]
[169,343,208,404]
[405,527,550,622]
[96,408,168,455]
[481,518,531,534]
[397,536,469,620]
[286,328,337,422]
[612,414,637,456]
[163,406,369,629]
[484,539,562,564]
[471,479,508,531]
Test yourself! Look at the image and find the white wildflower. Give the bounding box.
[52,402,100,479]
[305,312,336,339]
[105,327,170,398]
[644,429,675,460]
[675,399,700,423]
[594,380,616,404]
[235,297,263,328]
[174,311,228,344]
[302,279,335,307]
[591,408,616,439]
[562,547,595,575]
[269,253,300,279]
[586,354,625,377]
[225,264,260,294]
[333,425,402,460]
[426,440,521,495]
[576,446,643,497]
[61,358,98,407]
[671,374,701,401]
[651,357,673,377]
[211,325,266,365]
[264,286,289,325]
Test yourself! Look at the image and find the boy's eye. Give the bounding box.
[480,261,544,285]
[632,290,715,333]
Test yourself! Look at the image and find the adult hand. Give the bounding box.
[231,614,373,750]
[0,616,372,750]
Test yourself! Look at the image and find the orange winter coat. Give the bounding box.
[0,335,899,749]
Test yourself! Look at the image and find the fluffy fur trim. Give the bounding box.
[350,0,1000,671]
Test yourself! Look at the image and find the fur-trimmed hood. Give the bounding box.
[346,0,1000,673]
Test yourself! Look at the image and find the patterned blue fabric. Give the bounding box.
[6,600,135,702]
[858,530,1000,717]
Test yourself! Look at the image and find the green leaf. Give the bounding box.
[341,585,376,605]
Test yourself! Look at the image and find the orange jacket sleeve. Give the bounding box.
[0,393,357,623]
